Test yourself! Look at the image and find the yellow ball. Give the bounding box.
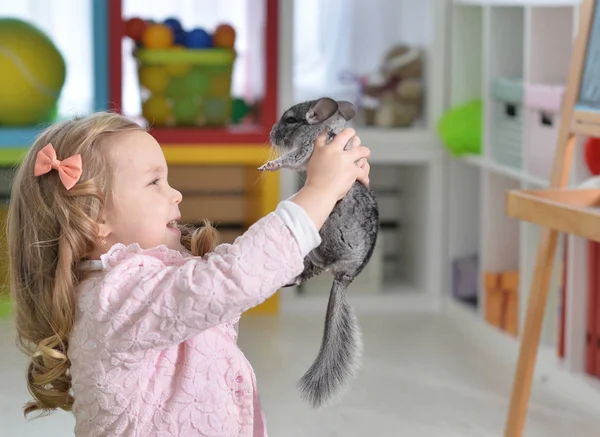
[142,95,172,126]
[165,47,190,77]
[142,24,174,49]
[0,18,66,125]
[139,65,169,93]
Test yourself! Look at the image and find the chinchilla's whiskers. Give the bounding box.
[253,145,281,186]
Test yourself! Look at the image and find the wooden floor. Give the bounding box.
[1,301,600,436]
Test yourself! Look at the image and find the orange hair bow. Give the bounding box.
[34,143,82,190]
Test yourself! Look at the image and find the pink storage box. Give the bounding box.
[524,83,565,181]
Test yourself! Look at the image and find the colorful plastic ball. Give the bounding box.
[184,69,210,95]
[166,76,188,99]
[139,65,169,93]
[125,17,148,42]
[585,137,600,175]
[142,24,174,49]
[204,97,229,125]
[163,18,182,32]
[174,29,187,46]
[163,46,190,77]
[142,95,172,126]
[173,96,200,125]
[213,24,236,49]
[185,28,212,48]
[165,61,190,77]
[209,74,231,97]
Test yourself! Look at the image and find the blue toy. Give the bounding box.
[163,17,182,32]
[185,28,212,49]
[174,29,186,46]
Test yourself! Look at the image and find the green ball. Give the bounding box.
[173,96,199,125]
[184,68,210,95]
[166,76,188,99]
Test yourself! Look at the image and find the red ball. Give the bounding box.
[584,136,600,175]
[213,24,236,49]
[125,17,148,42]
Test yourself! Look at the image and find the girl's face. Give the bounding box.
[98,130,184,253]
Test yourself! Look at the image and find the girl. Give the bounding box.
[8,111,370,436]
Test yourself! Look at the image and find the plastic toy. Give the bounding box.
[142,95,172,126]
[163,17,182,32]
[163,18,186,45]
[142,23,174,49]
[213,24,236,49]
[361,44,424,128]
[436,99,482,156]
[185,28,212,49]
[125,17,238,126]
[125,17,147,42]
[0,18,66,126]
[139,65,169,93]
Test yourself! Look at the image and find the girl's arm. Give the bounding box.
[90,200,319,352]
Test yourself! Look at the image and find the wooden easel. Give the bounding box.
[504,1,600,436]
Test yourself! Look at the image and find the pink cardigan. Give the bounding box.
[68,206,317,436]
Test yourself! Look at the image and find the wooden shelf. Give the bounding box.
[148,124,269,145]
[506,188,600,241]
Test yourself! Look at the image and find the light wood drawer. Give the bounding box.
[180,195,246,223]
[169,166,247,193]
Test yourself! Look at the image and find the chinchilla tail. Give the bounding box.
[298,277,362,408]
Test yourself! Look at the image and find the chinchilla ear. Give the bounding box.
[337,100,356,121]
[306,98,339,124]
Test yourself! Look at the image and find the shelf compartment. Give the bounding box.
[506,188,600,241]
[450,4,483,106]
[528,6,575,84]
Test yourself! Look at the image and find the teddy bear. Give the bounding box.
[359,44,425,128]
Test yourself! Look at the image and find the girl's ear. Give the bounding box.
[97,216,111,240]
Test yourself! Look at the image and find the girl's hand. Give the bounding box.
[305,128,371,201]
[290,128,371,230]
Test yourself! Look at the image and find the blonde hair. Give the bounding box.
[7,111,217,418]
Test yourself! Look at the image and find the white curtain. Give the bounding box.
[0,0,431,119]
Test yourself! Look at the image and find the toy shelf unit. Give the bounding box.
[112,0,278,145]
[289,0,446,144]
[446,2,580,345]
[0,0,109,149]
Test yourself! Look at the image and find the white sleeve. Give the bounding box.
[274,200,322,257]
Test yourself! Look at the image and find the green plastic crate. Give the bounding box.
[134,48,237,128]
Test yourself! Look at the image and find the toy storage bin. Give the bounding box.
[134,48,236,127]
[490,77,524,170]
[524,83,565,181]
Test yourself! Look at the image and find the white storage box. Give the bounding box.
[524,83,565,181]
[490,77,524,170]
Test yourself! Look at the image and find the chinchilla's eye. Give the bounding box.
[284,116,298,124]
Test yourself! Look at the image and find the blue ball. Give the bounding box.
[174,29,187,46]
[163,18,182,32]
[185,28,212,49]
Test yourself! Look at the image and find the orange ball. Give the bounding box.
[213,24,236,49]
[142,24,174,49]
[125,17,148,42]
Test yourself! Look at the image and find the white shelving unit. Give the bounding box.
[446,0,600,384]
[276,0,449,314]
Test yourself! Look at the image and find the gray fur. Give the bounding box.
[258,97,379,408]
